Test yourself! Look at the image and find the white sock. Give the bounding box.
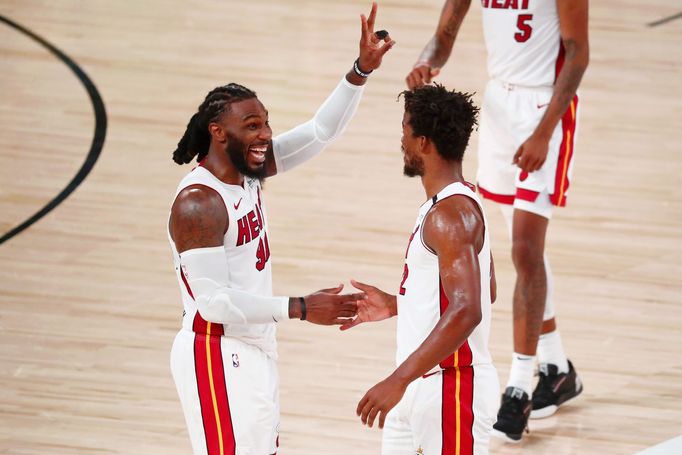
[506,353,535,396]
[537,330,569,373]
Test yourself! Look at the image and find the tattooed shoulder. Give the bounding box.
[170,185,228,253]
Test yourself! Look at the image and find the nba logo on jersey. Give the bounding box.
[232,353,240,368]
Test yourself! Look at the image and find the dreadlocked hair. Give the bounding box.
[399,83,479,163]
[173,83,257,165]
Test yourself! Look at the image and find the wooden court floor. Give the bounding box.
[1,0,680,453]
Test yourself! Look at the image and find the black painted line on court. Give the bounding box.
[0,14,107,245]
[647,11,682,27]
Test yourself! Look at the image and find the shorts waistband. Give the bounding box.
[491,78,553,92]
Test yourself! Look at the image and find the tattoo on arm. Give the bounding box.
[419,0,471,67]
[170,185,228,253]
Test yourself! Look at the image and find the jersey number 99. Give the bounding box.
[256,233,271,271]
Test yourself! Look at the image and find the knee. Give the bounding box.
[511,238,544,274]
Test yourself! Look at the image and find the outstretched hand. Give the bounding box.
[358,2,395,72]
[339,279,396,331]
[303,284,364,326]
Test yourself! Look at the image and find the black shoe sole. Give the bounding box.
[491,428,523,443]
[531,381,583,419]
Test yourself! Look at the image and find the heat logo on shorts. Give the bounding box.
[232,353,240,368]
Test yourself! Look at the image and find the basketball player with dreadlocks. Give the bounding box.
[167,4,394,454]
[342,84,499,455]
[405,0,588,442]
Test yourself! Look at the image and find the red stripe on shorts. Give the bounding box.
[550,95,578,207]
[515,188,540,203]
[477,185,514,205]
[442,367,475,455]
[194,328,236,455]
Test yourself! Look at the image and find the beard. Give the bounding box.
[402,146,424,177]
[226,134,267,181]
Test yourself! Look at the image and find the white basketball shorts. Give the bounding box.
[171,326,279,455]
[477,78,579,218]
[381,364,499,455]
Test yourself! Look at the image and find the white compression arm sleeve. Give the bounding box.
[272,77,365,173]
[180,247,290,324]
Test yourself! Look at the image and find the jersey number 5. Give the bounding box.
[256,233,271,271]
[515,14,533,43]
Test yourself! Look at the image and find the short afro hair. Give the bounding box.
[400,84,479,163]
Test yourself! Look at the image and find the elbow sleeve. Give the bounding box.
[180,247,289,324]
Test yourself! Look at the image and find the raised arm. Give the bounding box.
[356,196,485,428]
[513,0,589,172]
[265,2,395,176]
[169,185,361,325]
[405,0,472,89]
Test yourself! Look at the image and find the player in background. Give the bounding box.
[167,4,394,454]
[405,0,588,442]
[344,84,499,455]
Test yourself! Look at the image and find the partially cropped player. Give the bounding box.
[406,0,588,442]
[167,4,394,454]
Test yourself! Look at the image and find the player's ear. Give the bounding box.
[208,122,227,144]
[418,135,430,154]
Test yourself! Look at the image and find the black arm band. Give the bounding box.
[353,58,372,78]
[299,297,307,321]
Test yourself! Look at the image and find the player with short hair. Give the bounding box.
[344,84,499,455]
[167,4,394,454]
[405,0,589,442]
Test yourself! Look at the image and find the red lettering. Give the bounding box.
[255,204,264,231]
[247,210,260,239]
[236,216,250,246]
[484,0,527,9]
[256,232,271,271]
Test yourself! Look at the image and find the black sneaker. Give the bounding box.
[530,360,583,419]
[491,386,531,443]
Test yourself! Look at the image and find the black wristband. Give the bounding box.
[299,297,307,321]
[353,58,372,78]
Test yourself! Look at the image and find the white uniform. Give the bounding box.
[382,182,499,455]
[477,0,579,214]
[168,76,365,455]
[170,167,280,455]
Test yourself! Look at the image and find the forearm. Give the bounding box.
[534,42,588,139]
[418,0,471,67]
[196,287,290,324]
[392,307,480,384]
[272,76,364,173]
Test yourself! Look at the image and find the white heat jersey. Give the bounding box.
[168,165,277,358]
[481,0,562,88]
[396,182,493,375]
